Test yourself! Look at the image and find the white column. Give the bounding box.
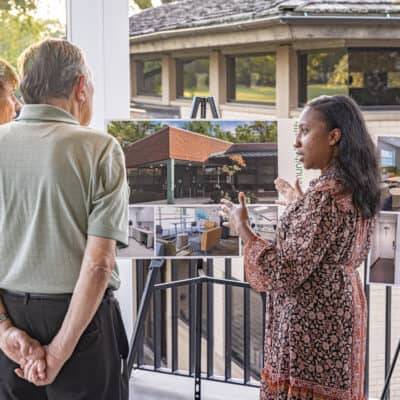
[66,0,133,335]
[162,55,176,105]
[66,0,130,130]
[276,45,298,118]
[209,50,227,109]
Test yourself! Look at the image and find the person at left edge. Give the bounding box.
[0,38,129,400]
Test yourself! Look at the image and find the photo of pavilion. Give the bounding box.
[107,120,278,204]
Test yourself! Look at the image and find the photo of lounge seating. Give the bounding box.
[107,120,278,205]
[155,206,240,257]
[378,136,400,211]
[368,212,400,286]
[117,206,155,258]
[247,205,279,243]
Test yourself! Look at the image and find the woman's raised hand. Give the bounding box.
[274,177,303,205]
[220,192,256,245]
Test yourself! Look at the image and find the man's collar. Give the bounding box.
[16,104,79,125]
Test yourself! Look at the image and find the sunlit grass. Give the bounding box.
[307,84,347,100]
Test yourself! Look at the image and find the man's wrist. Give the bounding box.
[0,317,13,338]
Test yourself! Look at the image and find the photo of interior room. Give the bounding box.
[155,206,240,257]
[247,205,279,243]
[369,212,400,286]
[379,137,400,211]
[117,206,155,258]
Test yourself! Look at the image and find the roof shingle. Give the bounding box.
[129,0,400,37]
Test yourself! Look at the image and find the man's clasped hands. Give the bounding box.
[0,321,65,386]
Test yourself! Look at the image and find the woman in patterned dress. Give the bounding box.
[221,95,380,400]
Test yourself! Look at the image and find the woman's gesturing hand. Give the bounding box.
[220,192,255,245]
[274,177,303,205]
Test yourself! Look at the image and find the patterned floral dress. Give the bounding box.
[244,169,375,400]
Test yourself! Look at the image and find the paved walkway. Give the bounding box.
[129,370,259,400]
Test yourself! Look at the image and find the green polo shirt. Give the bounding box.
[0,105,129,293]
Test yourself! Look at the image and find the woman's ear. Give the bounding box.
[329,128,341,146]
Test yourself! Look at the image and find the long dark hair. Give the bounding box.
[307,95,380,219]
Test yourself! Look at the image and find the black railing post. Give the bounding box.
[153,269,162,370]
[194,280,203,399]
[384,286,392,400]
[363,260,370,398]
[127,258,165,376]
[189,259,197,375]
[243,286,251,384]
[206,258,214,379]
[171,260,179,372]
[224,258,232,381]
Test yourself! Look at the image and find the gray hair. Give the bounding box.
[18,38,88,104]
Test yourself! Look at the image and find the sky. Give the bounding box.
[34,0,66,26]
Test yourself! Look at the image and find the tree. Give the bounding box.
[0,0,64,69]
[181,121,214,137]
[234,122,277,143]
[108,121,164,148]
[0,0,36,13]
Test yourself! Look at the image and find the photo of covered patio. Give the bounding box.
[123,124,278,204]
[155,206,240,257]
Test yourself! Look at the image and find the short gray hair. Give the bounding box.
[18,38,88,104]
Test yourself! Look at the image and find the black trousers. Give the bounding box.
[0,290,129,400]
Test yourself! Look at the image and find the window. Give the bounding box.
[227,53,276,104]
[348,49,400,107]
[176,58,209,99]
[299,48,400,108]
[298,49,348,105]
[136,59,162,96]
[381,149,395,167]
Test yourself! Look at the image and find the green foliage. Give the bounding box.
[181,121,214,136]
[0,0,36,13]
[182,59,209,97]
[181,121,276,143]
[0,1,64,69]
[142,60,162,95]
[134,0,152,9]
[307,50,347,85]
[108,121,164,147]
[235,121,277,143]
[235,54,275,87]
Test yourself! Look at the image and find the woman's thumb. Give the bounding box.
[294,178,303,196]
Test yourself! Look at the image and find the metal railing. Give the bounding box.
[128,258,398,400]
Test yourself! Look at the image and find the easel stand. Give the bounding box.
[190,96,220,119]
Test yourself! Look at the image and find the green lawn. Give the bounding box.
[307,85,347,100]
[183,90,209,99]
[182,84,347,103]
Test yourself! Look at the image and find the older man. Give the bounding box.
[0,39,129,399]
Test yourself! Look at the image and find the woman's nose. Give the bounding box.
[293,133,301,148]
